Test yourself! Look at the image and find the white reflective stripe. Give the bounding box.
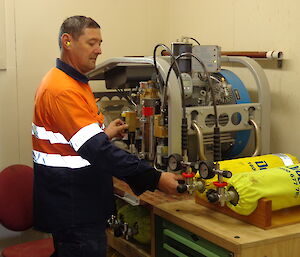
[272,153,295,166]
[70,123,103,151]
[32,150,91,169]
[32,123,69,144]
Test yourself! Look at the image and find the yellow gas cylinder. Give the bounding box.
[198,153,298,187]
[226,164,300,215]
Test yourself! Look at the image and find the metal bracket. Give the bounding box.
[114,192,140,206]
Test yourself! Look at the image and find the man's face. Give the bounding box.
[69,28,102,74]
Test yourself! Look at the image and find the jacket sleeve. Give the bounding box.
[78,132,161,195]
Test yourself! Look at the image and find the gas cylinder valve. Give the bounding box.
[107,214,138,240]
[168,153,206,194]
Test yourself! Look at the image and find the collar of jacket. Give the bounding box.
[56,58,89,84]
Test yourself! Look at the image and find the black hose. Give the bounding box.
[164,52,220,160]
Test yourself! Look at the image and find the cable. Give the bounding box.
[153,44,173,91]
[164,52,221,161]
[153,44,185,116]
[189,37,201,45]
[116,88,136,107]
[164,53,218,126]
[181,36,201,45]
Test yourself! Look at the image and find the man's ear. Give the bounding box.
[61,33,72,49]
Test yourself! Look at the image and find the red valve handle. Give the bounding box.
[213,181,228,188]
[182,172,195,178]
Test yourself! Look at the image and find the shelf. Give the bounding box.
[106,230,150,257]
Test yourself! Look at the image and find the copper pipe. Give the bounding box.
[221,51,283,60]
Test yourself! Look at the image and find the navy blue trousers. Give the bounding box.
[50,226,107,257]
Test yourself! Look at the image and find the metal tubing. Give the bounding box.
[191,120,207,161]
[221,51,283,60]
[249,119,262,156]
[148,115,155,160]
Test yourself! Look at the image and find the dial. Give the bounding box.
[168,154,183,171]
[199,161,215,179]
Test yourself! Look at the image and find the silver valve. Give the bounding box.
[107,215,118,229]
[168,153,206,194]
[107,215,139,240]
[206,187,239,207]
[176,170,206,195]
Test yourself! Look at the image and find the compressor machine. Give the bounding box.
[88,39,271,171]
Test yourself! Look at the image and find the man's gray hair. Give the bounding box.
[58,15,100,49]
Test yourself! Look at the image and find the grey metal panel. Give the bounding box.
[186,103,261,134]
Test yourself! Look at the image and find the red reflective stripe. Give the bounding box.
[32,136,78,156]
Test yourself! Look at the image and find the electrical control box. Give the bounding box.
[192,45,221,73]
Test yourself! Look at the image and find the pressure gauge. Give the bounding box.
[199,161,215,179]
[168,154,183,171]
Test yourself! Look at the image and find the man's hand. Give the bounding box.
[104,119,128,140]
[157,172,184,194]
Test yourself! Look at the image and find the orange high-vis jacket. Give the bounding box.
[32,59,161,233]
[32,66,104,168]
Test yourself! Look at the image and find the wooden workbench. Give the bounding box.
[153,199,300,257]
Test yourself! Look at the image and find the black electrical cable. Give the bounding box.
[189,37,201,45]
[164,52,221,161]
[116,88,136,107]
[153,44,173,90]
[153,43,185,115]
[153,44,189,154]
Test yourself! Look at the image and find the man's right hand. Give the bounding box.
[157,172,184,195]
[104,119,128,140]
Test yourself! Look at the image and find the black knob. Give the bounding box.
[206,189,219,203]
[113,224,123,237]
[177,184,187,193]
[222,170,232,178]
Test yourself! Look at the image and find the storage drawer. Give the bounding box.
[155,216,233,257]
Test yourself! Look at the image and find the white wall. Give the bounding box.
[0,0,19,170]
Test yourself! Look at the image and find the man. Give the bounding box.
[32,15,183,257]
